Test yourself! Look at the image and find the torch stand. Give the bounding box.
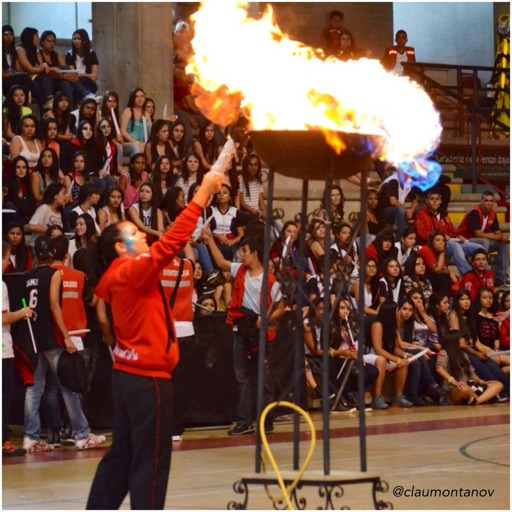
[228,131,392,510]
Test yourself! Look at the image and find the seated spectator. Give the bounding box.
[46,90,72,144]
[97,186,125,231]
[40,118,61,160]
[193,122,220,171]
[379,257,405,303]
[143,97,155,124]
[456,190,510,286]
[322,10,345,56]
[474,288,502,354]
[366,188,385,241]
[2,84,31,141]
[369,300,414,408]
[417,229,458,297]
[460,248,495,301]
[239,153,266,220]
[318,185,345,230]
[395,226,416,269]
[2,24,31,93]
[307,219,326,274]
[381,29,416,76]
[426,292,451,352]
[28,182,68,247]
[2,221,33,272]
[16,27,53,110]
[68,212,97,263]
[9,114,44,171]
[37,30,77,109]
[69,97,97,134]
[498,291,510,351]
[45,224,65,238]
[98,90,122,141]
[145,119,173,171]
[152,155,177,207]
[378,172,418,240]
[96,117,121,178]
[176,151,205,206]
[415,187,481,276]
[402,252,433,305]
[120,87,151,157]
[436,331,503,405]
[30,148,62,204]
[68,182,100,231]
[213,269,233,312]
[5,155,36,223]
[127,182,164,246]
[65,29,98,105]
[365,228,397,273]
[119,152,149,209]
[196,294,217,316]
[168,119,188,174]
[64,151,88,202]
[162,186,185,227]
[270,221,301,273]
[349,257,380,315]
[330,222,358,280]
[449,289,509,395]
[209,183,245,260]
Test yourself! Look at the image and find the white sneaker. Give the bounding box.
[172,435,182,442]
[75,433,106,450]
[23,436,54,452]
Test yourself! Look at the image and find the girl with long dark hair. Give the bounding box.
[168,119,187,172]
[426,292,451,352]
[127,182,164,245]
[152,155,176,207]
[5,155,36,222]
[69,96,97,134]
[436,331,502,405]
[119,152,149,209]
[366,188,385,238]
[239,153,265,219]
[403,252,433,305]
[365,229,398,273]
[379,258,404,303]
[40,117,61,158]
[64,151,89,202]
[68,212,98,262]
[2,84,31,141]
[15,27,53,109]
[65,29,98,104]
[175,151,204,204]
[47,90,72,143]
[349,257,380,315]
[29,147,62,203]
[193,122,220,171]
[9,113,43,170]
[120,87,150,156]
[99,90,121,139]
[2,24,31,93]
[144,119,173,170]
[96,117,121,177]
[3,221,33,272]
[319,184,345,229]
[161,186,185,227]
[97,187,125,231]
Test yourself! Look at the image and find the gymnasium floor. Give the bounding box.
[2,403,509,510]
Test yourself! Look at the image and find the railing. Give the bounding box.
[402,62,509,193]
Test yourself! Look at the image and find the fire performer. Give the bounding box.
[85,166,223,510]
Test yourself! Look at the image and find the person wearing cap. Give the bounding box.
[19,235,106,453]
[85,168,223,510]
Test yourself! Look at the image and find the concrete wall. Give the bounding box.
[393,2,495,67]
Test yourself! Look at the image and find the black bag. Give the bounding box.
[57,351,86,393]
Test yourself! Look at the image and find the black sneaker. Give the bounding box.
[227,423,255,436]
[206,270,222,286]
[48,431,61,448]
[264,420,274,434]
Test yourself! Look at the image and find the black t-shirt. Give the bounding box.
[379,180,417,208]
[467,209,500,234]
[65,50,99,74]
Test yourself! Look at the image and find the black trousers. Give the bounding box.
[2,358,15,442]
[86,370,173,510]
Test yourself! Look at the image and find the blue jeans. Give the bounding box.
[383,206,406,239]
[468,353,509,395]
[446,239,482,275]
[24,348,90,441]
[193,243,214,274]
[469,238,510,283]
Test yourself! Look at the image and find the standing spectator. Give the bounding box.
[382,29,416,75]
[456,191,510,286]
[378,173,418,240]
[2,24,31,93]
[65,29,98,105]
[415,188,481,276]
[323,10,345,56]
[203,230,285,435]
[20,235,106,452]
[2,240,32,456]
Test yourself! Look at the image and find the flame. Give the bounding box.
[187,1,442,189]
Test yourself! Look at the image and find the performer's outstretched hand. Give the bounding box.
[193,170,224,207]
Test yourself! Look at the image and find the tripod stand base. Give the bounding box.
[228,470,393,510]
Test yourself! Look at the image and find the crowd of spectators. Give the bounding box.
[2,13,510,452]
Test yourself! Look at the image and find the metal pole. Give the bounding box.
[471,110,478,193]
[357,166,368,472]
[293,179,309,470]
[321,164,333,475]
[255,167,275,473]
